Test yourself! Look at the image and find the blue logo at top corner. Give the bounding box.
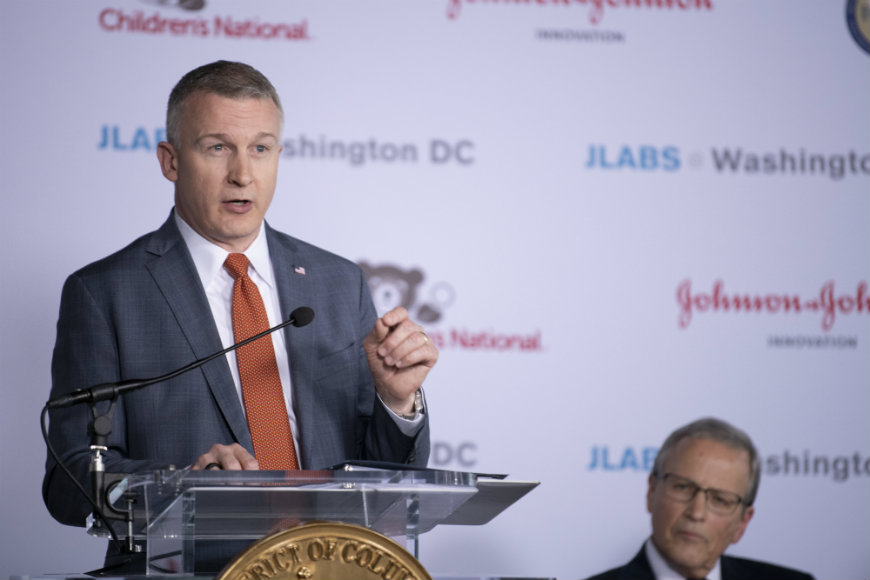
[847,0,870,54]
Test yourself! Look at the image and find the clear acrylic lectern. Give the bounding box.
[89,465,537,576]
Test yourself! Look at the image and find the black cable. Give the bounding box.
[41,404,126,554]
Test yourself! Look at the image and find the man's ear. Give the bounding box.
[730,504,754,545]
[157,141,179,182]
[646,473,657,514]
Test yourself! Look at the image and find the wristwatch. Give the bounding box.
[399,389,424,420]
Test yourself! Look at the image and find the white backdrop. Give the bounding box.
[1,1,868,578]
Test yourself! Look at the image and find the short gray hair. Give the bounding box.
[165,60,283,146]
[652,417,761,507]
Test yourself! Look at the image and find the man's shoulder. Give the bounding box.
[69,229,167,280]
[67,214,180,279]
[266,226,363,273]
[722,554,814,580]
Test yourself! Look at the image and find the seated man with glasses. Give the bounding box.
[586,417,813,580]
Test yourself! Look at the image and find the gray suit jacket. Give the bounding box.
[43,212,430,527]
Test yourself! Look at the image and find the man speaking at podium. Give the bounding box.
[43,60,436,568]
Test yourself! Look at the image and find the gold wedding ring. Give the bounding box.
[419,331,429,345]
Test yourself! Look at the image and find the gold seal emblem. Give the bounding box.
[216,521,431,580]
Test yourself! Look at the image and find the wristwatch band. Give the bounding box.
[398,388,424,420]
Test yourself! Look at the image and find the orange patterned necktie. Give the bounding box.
[224,253,299,470]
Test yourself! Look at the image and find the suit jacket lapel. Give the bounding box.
[267,224,319,466]
[621,545,656,580]
[720,555,738,579]
[144,214,253,448]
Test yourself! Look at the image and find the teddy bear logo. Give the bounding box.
[358,261,450,323]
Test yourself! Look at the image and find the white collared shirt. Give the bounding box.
[646,537,722,580]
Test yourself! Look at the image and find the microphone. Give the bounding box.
[46,306,315,409]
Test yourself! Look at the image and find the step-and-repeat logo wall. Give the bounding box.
[2,1,868,579]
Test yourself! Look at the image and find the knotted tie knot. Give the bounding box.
[224,253,250,281]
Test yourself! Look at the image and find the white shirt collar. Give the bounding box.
[174,209,274,289]
[645,537,721,580]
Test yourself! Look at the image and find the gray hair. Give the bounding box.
[165,60,283,147]
[652,417,761,507]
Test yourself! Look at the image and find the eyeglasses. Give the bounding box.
[657,472,745,515]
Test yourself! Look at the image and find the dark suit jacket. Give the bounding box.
[585,545,814,580]
[43,212,430,528]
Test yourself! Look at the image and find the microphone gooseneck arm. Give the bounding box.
[46,306,315,409]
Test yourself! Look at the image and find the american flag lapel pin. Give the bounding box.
[294,265,306,275]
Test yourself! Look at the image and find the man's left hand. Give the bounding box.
[363,306,438,415]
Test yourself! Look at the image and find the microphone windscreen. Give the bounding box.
[290,306,315,327]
